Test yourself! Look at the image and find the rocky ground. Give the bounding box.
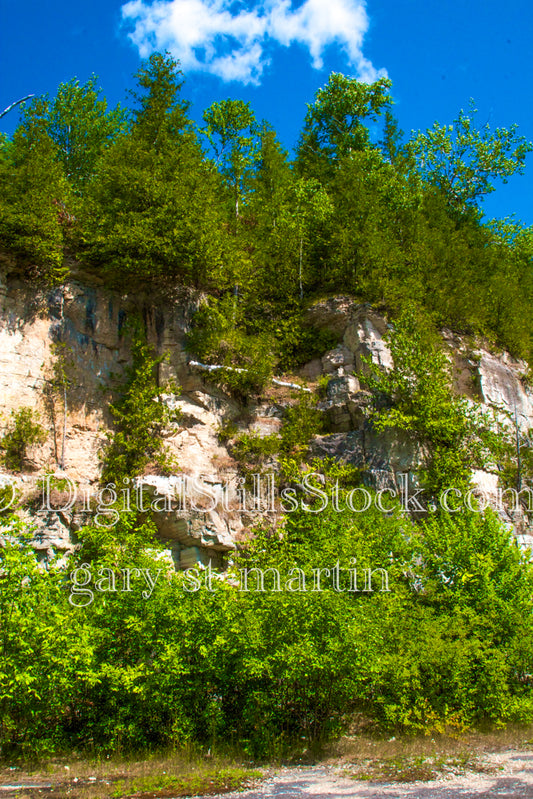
[3,735,533,799]
[202,753,533,799]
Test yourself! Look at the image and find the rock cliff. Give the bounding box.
[1,263,532,563]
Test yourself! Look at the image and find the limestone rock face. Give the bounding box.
[304,296,354,336]
[310,427,427,494]
[0,264,243,563]
[306,297,533,428]
[343,307,394,373]
[305,299,393,373]
[476,351,532,426]
[1,268,533,560]
[138,474,239,569]
[318,376,366,432]
[321,345,355,376]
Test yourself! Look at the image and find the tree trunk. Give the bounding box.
[299,237,304,300]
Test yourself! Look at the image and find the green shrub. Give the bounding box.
[269,314,340,372]
[2,499,533,757]
[101,325,181,484]
[280,392,324,457]
[363,305,499,499]
[231,431,280,465]
[187,297,276,399]
[0,408,47,472]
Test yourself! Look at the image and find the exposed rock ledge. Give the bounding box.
[0,266,532,564]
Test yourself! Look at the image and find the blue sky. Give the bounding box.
[1,0,532,224]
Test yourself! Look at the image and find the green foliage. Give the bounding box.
[297,72,392,180]
[327,146,419,302]
[317,374,333,399]
[0,408,47,472]
[80,53,227,289]
[1,499,533,757]
[1,60,531,361]
[187,297,276,398]
[231,431,280,465]
[76,510,163,564]
[230,393,325,473]
[362,306,496,497]
[406,103,533,211]
[0,517,93,758]
[101,324,180,484]
[0,100,70,282]
[280,393,324,458]
[202,99,259,218]
[129,51,190,146]
[269,315,339,372]
[31,77,127,191]
[0,480,20,515]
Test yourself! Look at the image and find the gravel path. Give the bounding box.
[202,751,533,799]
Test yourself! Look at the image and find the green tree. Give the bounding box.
[329,146,415,301]
[0,408,47,472]
[0,99,70,281]
[247,138,332,307]
[0,518,93,757]
[291,177,333,299]
[296,72,392,181]
[202,99,259,219]
[101,324,180,484]
[363,306,495,498]
[129,51,191,146]
[245,125,305,312]
[482,220,533,359]
[406,103,532,211]
[45,76,127,190]
[81,53,227,288]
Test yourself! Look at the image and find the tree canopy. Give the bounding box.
[0,53,532,360]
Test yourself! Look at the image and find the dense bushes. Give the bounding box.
[187,296,277,397]
[2,491,532,758]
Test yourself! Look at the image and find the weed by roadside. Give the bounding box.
[345,752,494,783]
[1,751,262,799]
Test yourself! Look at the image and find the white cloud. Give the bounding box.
[121,0,387,85]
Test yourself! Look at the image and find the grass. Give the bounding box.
[110,766,260,798]
[343,752,492,782]
[3,725,533,794]
[323,724,533,783]
[0,750,262,799]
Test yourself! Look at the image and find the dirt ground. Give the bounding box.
[202,753,533,799]
[2,731,533,799]
[201,732,533,799]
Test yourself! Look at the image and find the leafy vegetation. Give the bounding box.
[1,53,532,359]
[187,296,276,398]
[2,51,533,766]
[1,488,532,759]
[101,322,180,484]
[362,306,499,498]
[0,408,47,472]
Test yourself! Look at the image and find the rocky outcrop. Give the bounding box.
[1,262,532,562]
[305,299,394,373]
[0,260,246,563]
[303,297,533,542]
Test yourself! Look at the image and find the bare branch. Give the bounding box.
[189,360,311,392]
[0,94,35,120]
